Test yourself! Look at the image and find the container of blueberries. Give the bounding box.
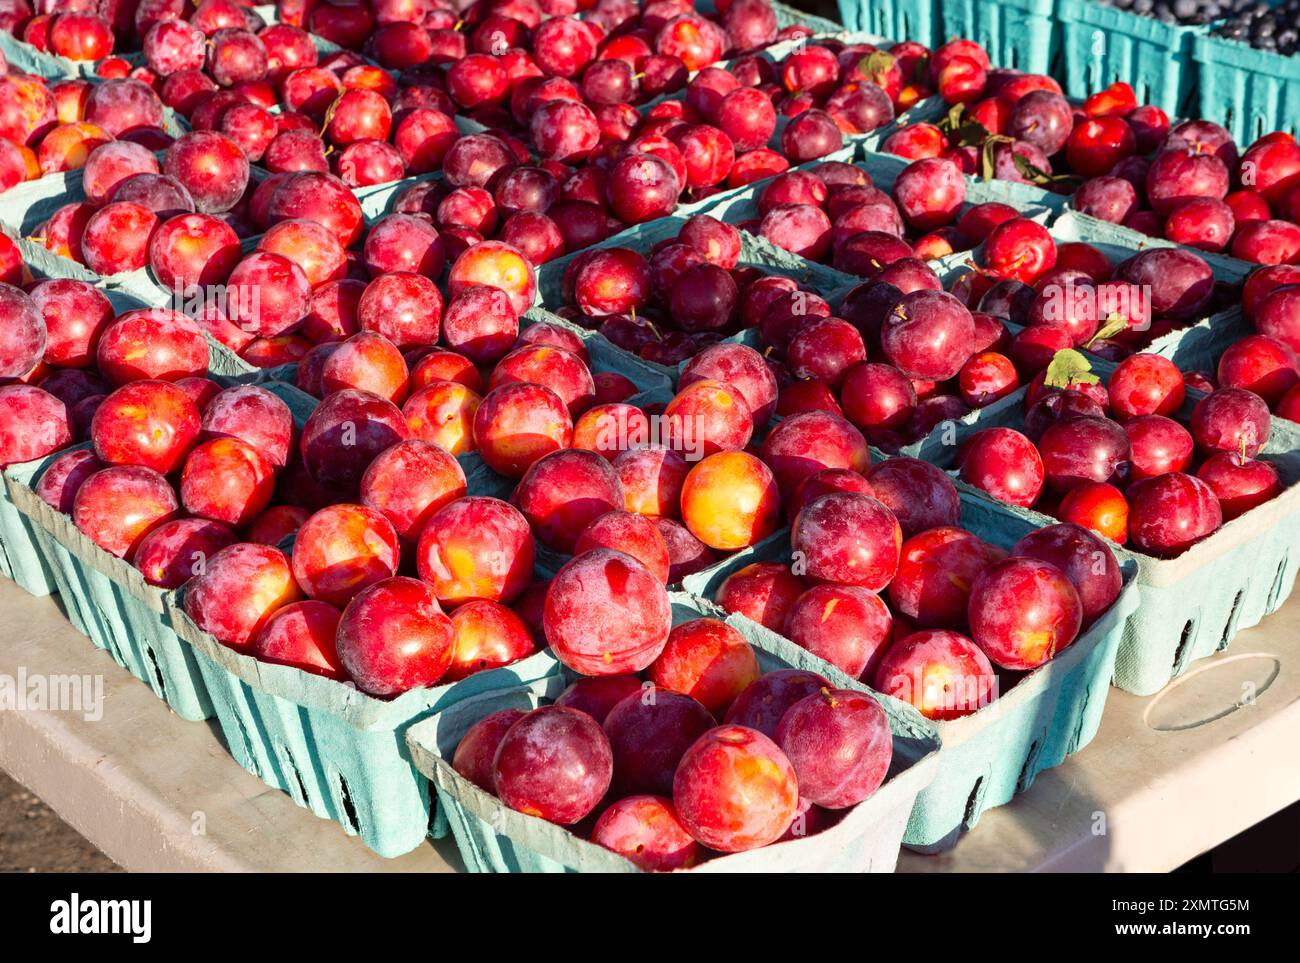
[1058,0,1225,116]
[1195,1,1300,143]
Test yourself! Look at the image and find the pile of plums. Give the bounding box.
[33,129,253,276]
[948,213,1238,361]
[452,615,898,867]
[0,72,177,193]
[711,460,1121,708]
[955,349,1284,555]
[9,7,117,63]
[881,56,1171,198]
[1074,123,1300,267]
[0,274,222,466]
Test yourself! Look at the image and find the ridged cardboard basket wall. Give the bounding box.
[5,441,214,721]
[1193,32,1300,145]
[1057,0,1209,116]
[939,0,1059,75]
[681,495,1136,851]
[0,31,141,80]
[837,0,941,48]
[168,597,564,858]
[909,362,1300,697]
[534,194,861,382]
[406,594,942,872]
[1,382,317,721]
[0,267,150,596]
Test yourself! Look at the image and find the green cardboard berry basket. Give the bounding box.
[5,440,214,721]
[838,0,941,48]
[405,593,942,873]
[681,493,1137,852]
[1193,31,1300,146]
[0,31,141,81]
[533,184,861,382]
[1057,0,1212,117]
[2,381,317,721]
[167,589,565,859]
[908,357,1300,697]
[939,0,1060,75]
[0,256,152,597]
[856,100,1072,217]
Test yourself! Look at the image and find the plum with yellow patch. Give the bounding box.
[680,450,780,551]
[321,330,411,404]
[180,436,276,527]
[96,308,209,386]
[648,618,760,716]
[291,503,401,608]
[444,599,537,682]
[416,496,536,607]
[447,239,537,315]
[402,381,481,455]
[888,526,1006,629]
[572,403,650,461]
[662,379,753,456]
[968,557,1082,670]
[783,583,893,679]
[91,380,201,474]
[872,629,996,720]
[672,724,800,853]
[37,121,111,174]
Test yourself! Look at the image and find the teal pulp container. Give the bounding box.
[939,0,1059,75]
[0,31,141,80]
[1057,0,1209,116]
[534,186,861,382]
[838,0,941,48]
[2,382,318,721]
[908,356,1300,697]
[1193,32,1300,145]
[682,494,1137,851]
[4,441,214,722]
[169,595,565,859]
[0,249,260,596]
[406,593,942,873]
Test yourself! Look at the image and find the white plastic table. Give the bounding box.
[1,574,1297,872]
